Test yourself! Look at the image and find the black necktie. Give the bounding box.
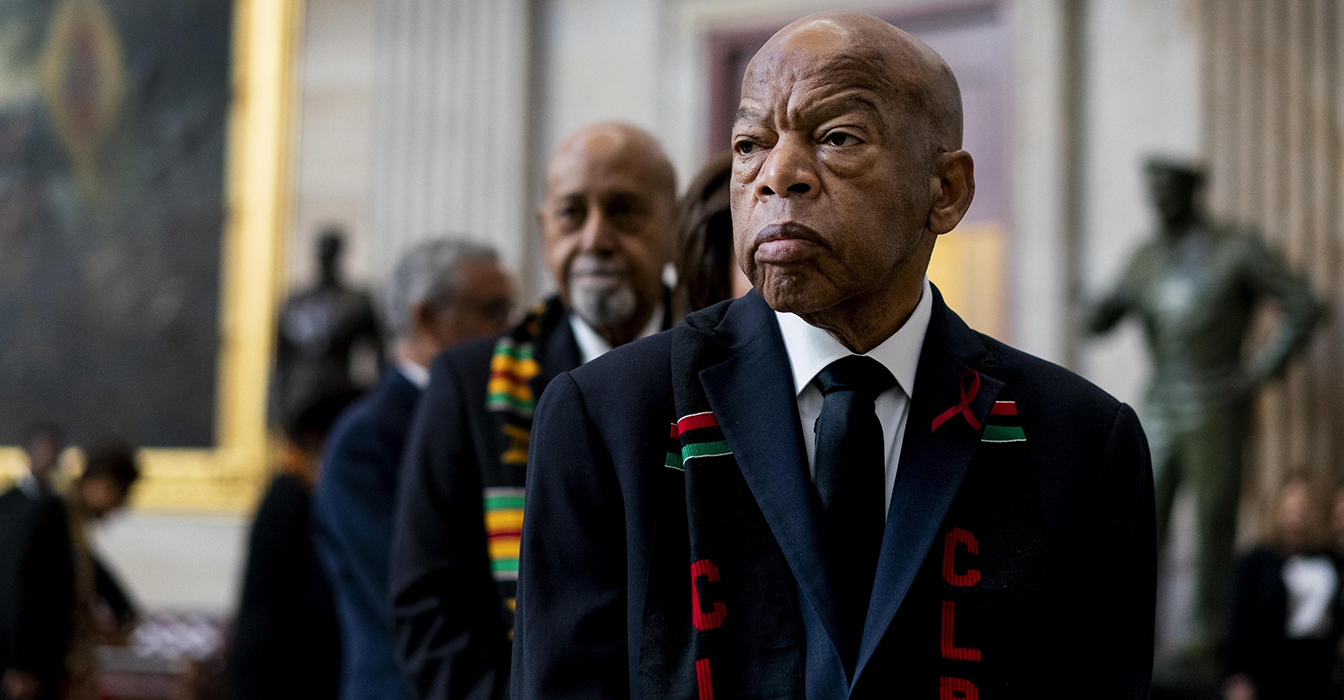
[813,355,896,676]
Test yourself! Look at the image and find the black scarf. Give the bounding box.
[638,300,805,700]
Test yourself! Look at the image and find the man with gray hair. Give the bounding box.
[314,239,513,700]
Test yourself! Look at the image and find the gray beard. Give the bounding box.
[569,283,638,332]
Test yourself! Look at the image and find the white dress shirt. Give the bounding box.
[396,359,431,390]
[16,472,45,499]
[569,306,665,364]
[1283,554,1339,639]
[775,277,933,514]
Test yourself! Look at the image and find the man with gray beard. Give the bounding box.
[389,123,677,700]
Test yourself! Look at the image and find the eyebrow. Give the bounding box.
[735,106,766,124]
[799,91,885,126]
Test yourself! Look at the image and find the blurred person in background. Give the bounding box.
[275,228,385,429]
[60,440,142,700]
[14,422,63,498]
[1226,477,1341,700]
[314,239,513,700]
[1329,485,1344,693]
[390,122,676,700]
[1332,486,1344,560]
[671,151,752,319]
[226,396,349,700]
[0,422,72,700]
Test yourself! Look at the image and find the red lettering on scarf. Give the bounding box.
[940,677,979,699]
[690,559,727,631]
[695,658,715,700]
[940,601,982,661]
[942,528,981,588]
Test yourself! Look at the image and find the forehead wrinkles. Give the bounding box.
[743,48,909,126]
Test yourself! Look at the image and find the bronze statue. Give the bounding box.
[274,230,384,427]
[1086,158,1322,686]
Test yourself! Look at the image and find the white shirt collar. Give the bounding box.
[396,360,431,390]
[569,305,665,364]
[16,472,45,499]
[775,277,933,399]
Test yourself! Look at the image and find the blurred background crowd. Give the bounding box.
[0,0,1342,699]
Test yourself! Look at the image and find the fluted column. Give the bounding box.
[1201,0,1342,519]
[367,0,533,290]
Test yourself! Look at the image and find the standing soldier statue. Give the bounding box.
[1086,158,1322,689]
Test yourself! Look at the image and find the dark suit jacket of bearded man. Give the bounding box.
[391,292,673,700]
[390,296,581,700]
[511,286,1156,700]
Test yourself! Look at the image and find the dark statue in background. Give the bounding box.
[273,230,383,429]
[0,0,233,446]
[1086,158,1322,689]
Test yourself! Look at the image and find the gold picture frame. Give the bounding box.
[0,0,303,513]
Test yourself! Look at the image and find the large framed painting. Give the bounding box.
[0,0,300,510]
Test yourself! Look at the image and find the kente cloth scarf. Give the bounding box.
[638,301,806,700]
[482,297,567,605]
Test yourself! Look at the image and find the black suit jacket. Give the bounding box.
[390,299,582,700]
[0,487,72,700]
[227,474,341,700]
[512,289,1156,699]
[1227,548,1343,697]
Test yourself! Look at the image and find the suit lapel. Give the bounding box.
[852,287,1003,686]
[697,293,845,657]
[532,302,583,400]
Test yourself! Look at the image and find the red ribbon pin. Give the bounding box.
[931,369,983,433]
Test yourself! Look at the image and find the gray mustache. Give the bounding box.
[569,257,628,277]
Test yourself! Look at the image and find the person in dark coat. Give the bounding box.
[1225,478,1341,700]
[511,12,1156,700]
[389,123,678,700]
[226,397,350,700]
[0,421,69,700]
[314,240,513,700]
[63,441,142,700]
[11,422,63,499]
[1,431,140,700]
[0,478,71,700]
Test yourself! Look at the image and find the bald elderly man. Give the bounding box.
[390,123,677,700]
[512,13,1155,700]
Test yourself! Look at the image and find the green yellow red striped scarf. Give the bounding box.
[481,301,552,587]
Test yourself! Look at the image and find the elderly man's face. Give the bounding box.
[731,32,936,315]
[541,134,674,332]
